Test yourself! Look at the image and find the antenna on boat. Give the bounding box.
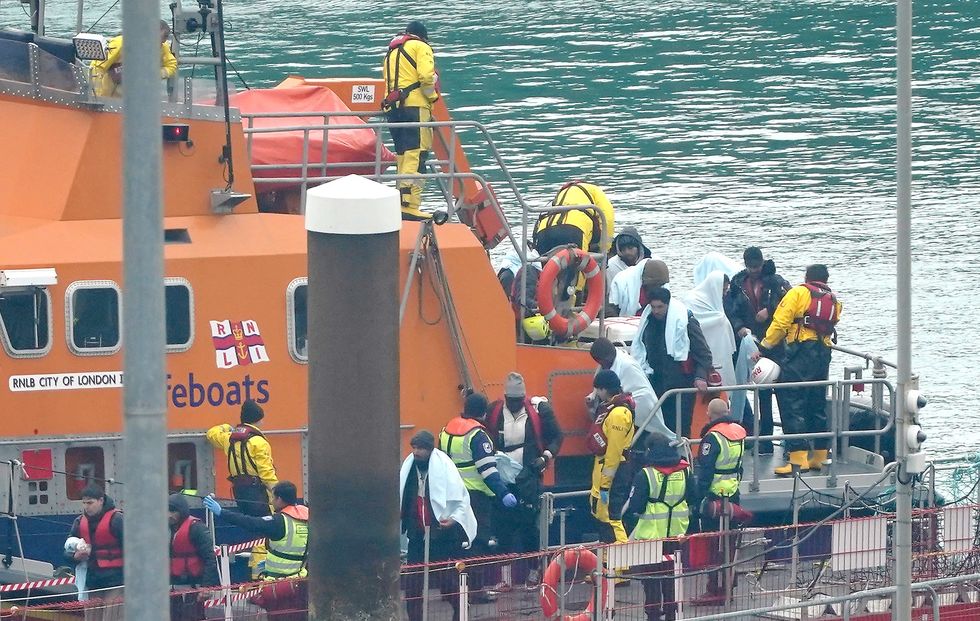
[170,0,249,211]
[211,0,235,191]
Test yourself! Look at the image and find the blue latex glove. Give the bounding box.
[502,493,518,508]
[599,490,609,505]
[202,495,222,517]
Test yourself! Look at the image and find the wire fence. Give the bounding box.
[3,505,978,620]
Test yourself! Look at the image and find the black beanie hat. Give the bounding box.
[240,399,264,424]
[593,369,622,393]
[463,392,489,419]
[410,430,435,451]
[405,20,429,41]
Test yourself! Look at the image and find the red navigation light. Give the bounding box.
[163,123,190,143]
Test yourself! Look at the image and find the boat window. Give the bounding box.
[67,282,121,355]
[0,287,52,357]
[286,278,308,363]
[165,279,194,352]
[168,442,198,493]
[65,446,106,500]
[28,480,50,506]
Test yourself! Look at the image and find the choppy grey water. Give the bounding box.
[9,0,979,457]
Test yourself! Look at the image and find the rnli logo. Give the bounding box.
[210,320,270,369]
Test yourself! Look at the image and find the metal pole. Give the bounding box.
[894,0,913,618]
[422,526,431,621]
[121,0,168,617]
[306,176,401,619]
[219,545,232,621]
[75,0,83,35]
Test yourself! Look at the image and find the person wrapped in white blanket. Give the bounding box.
[400,430,477,621]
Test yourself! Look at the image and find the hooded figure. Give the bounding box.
[693,252,741,287]
[684,270,737,386]
[607,226,652,282]
[168,494,220,588]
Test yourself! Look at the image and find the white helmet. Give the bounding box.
[751,358,781,385]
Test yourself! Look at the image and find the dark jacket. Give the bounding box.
[168,494,220,587]
[623,441,694,522]
[726,261,790,341]
[694,416,745,504]
[508,266,541,318]
[641,311,714,392]
[218,508,287,541]
[66,496,124,589]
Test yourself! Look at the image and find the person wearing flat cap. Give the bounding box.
[439,392,517,601]
[399,430,476,621]
[485,372,563,590]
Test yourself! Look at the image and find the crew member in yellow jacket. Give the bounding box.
[206,399,278,578]
[382,20,439,220]
[533,181,616,256]
[589,369,635,544]
[90,20,178,97]
[755,263,842,476]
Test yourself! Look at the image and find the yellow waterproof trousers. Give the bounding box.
[388,105,433,219]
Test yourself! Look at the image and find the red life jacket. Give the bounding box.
[228,425,264,482]
[382,34,427,111]
[587,393,635,455]
[797,282,839,337]
[487,399,545,455]
[80,509,123,569]
[170,516,204,580]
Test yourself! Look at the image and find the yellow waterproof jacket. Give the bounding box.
[547,182,616,253]
[90,35,178,97]
[590,403,635,496]
[382,37,438,108]
[206,423,279,490]
[761,284,843,348]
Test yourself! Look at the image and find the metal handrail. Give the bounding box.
[831,344,899,370]
[643,377,896,492]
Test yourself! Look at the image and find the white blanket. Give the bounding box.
[630,298,691,373]
[610,352,674,439]
[64,537,88,601]
[399,449,477,546]
[693,252,741,286]
[730,336,760,420]
[684,270,736,385]
[608,257,669,317]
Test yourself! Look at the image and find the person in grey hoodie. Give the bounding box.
[607,226,652,282]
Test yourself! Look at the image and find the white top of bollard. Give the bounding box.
[305,175,402,235]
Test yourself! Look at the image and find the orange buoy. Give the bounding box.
[539,548,608,620]
[536,247,603,339]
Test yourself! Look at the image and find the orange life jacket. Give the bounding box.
[80,509,123,569]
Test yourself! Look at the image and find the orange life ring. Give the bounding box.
[539,548,608,620]
[536,248,604,339]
